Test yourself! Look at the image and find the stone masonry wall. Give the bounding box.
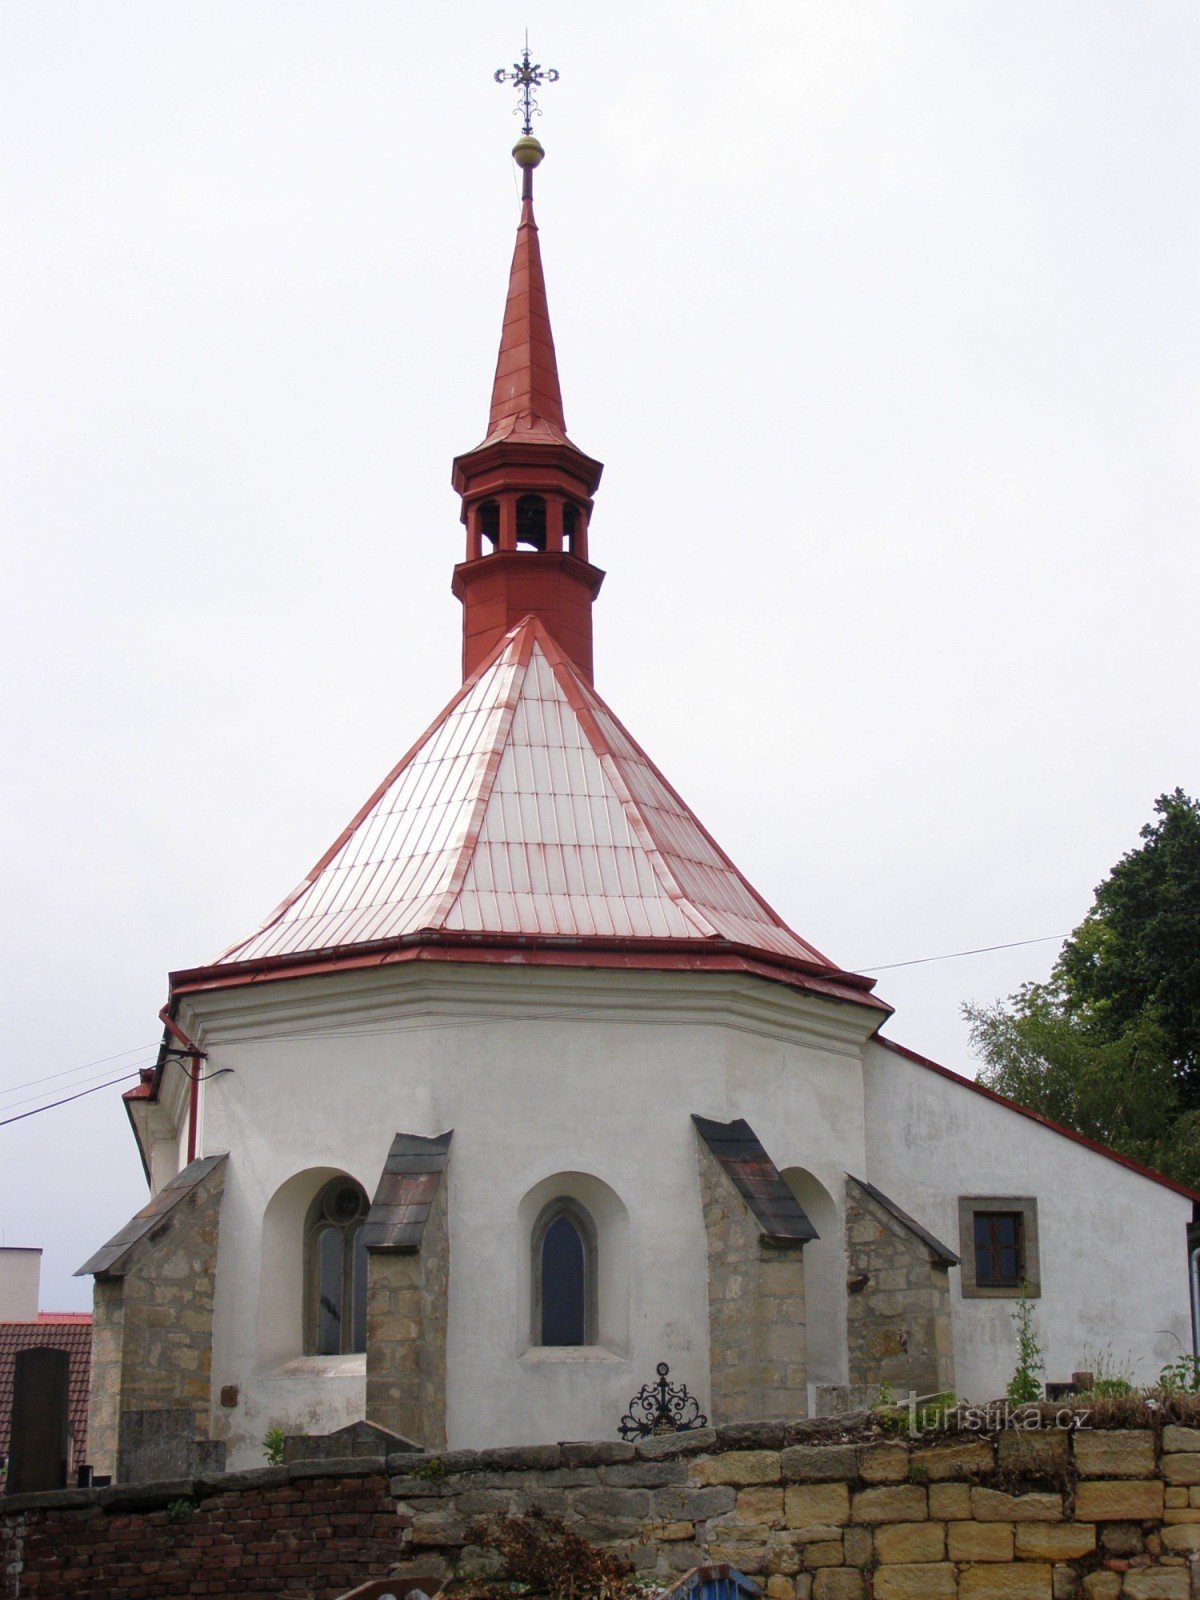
[697,1141,807,1423]
[86,1161,226,1481]
[365,1170,449,1448]
[6,1419,1200,1599]
[86,1279,125,1482]
[845,1177,955,1397]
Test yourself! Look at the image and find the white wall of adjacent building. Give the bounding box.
[863,1038,1194,1400]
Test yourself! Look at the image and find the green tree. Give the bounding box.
[965,790,1200,1190]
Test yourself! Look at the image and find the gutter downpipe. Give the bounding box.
[159,1005,204,1165]
[1191,1242,1200,1362]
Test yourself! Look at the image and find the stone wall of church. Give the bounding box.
[6,1419,1198,1599]
[365,1170,450,1448]
[844,1178,954,1398]
[696,1140,807,1422]
[86,1159,226,1480]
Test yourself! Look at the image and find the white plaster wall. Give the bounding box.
[183,963,873,1466]
[0,1248,42,1320]
[862,1039,1194,1401]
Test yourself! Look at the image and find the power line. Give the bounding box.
[856,934,1067,974]
[0,1071,145,1129]
[0,1042,161,1099]
[0,1057,160,1113]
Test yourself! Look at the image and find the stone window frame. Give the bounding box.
[304,1176,370,1354]
[530,1196,599,1347]
[958,1196,1040,1299]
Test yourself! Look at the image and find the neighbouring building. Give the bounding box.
[76,122,1198,1479]
[0,1249,92,1484]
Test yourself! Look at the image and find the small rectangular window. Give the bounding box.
[973,1210,1023,1287]
[958,1196,1040,1298]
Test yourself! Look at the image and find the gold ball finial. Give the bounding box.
[512,135,545,169]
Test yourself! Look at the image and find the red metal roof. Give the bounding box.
[483,193,569,448]
[182,617,882,1011]
[0,1315,92,1465]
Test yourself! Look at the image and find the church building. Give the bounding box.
[79,118,1197,1479]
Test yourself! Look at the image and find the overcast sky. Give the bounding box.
[3,2,1197,1312]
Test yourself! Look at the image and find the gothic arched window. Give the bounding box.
[305,1177,369,1355]
[531,1198,597,1346]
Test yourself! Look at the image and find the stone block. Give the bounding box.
[574,1486,651,1521]
[948,1521,1015,1561]
[1161,1523,1200,1552]
[873,1563,956,1598]
[911,1439,994,1480]
[929,1481,973,1520]
[604,1461,689,1487]
[1080,1579,1120,1600]
[692,1450,781,1486]
[1052,1565,1078,1600]
[1161,1453,1200,1485]
[1162,1425,1200,1453]
[782,1445,858,1482]
[801,1541,845,1568]
[655,1484,737,1520]
[1164,1487,1188,1507]
[1073,1479,1164,1521]
[856,1443,908,1483]
[872,1521,945,1563]
[1013,1523,1096,1560]
[643,1520,695,1542]
[636,1427,717,1460]
[997,1429,1070,1476]
[707,1544,770,1575]
[735,1485,785,1526]
[810,1573,864,1600]
[1099,1521,1144,1554]
[959,1567,1053,1598]
[767,1579,795,1600]
[560,1441,637,1466]
[971,1488,1063,1521]
[842,1526,872,1567]
[849,1484,927,1523]
[1120,1574,1190,1600]
[1072,1430,1156,1478]
[785,1483,850,1528]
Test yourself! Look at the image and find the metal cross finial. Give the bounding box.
[494,36,559,136]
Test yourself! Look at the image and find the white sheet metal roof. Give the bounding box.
[213,617,833,970]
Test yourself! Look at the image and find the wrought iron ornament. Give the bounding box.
[494,38,559,136]
[618,1363,708,1440]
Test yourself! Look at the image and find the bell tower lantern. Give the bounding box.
[450,104,605,682]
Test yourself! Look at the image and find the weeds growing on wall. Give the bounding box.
[262,1427,285,1467]
[460,1507,638,1600]
[1007,1280,1045,1404]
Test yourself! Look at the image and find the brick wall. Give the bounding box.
[696,1141,807,1423]
[5,1419,1200,1599]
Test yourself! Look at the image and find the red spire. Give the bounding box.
[450,142,605,685]
[486,193,567,443]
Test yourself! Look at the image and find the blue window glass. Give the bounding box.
[541,1213,586,1345]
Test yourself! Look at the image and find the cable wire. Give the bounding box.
[0,1071,145,1128]
[855,934,1066,974]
